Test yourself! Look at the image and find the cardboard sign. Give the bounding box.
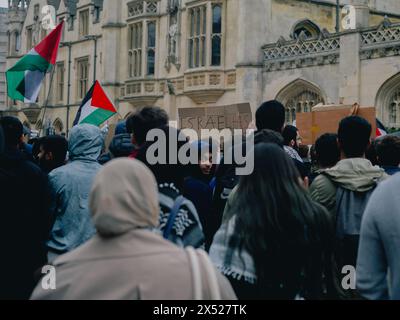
[296,104,377,145]
[178,103,252,133]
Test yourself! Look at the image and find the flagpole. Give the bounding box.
[39,65,57,137]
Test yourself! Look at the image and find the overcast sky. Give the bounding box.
[0,0,7,8]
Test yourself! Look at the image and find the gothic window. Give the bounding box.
[188,5,206,68]
[188,2,223,69]
[56,62,65,102]
[15,32,21,52]
[129,22,143,77]
[79,9,89,38]
[53,118,64,134]
[276,80,325,125]
[211,4,222,66]
[77,58,89,100]
[388,88,400,128]
[147,21,156,75]
[291,20,321,40]
[26,27,33,50]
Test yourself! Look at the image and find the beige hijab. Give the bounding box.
[90,158,160,236]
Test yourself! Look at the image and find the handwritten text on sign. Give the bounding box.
[178,103,252,132]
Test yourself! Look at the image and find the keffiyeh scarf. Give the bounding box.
[209,216,257,284]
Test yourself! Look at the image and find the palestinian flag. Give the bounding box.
[376,118,387,138]
[73,81,117,127]
[6,21,64,103]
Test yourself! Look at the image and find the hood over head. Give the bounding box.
[68,124,104,161]
[323,158,387,192]
[89,158,160,236]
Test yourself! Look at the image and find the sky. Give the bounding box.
[0,0,7,8]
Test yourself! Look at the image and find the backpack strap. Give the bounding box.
[163,195,185,239]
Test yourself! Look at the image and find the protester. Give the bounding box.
[375,135,400,175]
[35,135,68,174]
[183,140,217,246]
[137,126,205,248]
[20,125,33,160]
[282,125,303,163]
[310,116,387,271]
[356,173,400,300]
[310,133,340,184]
[47,124,103,262]
[98,133,136,164]
[0,116,50,299]
[209,126,286,251]
[30,159,237,300]
[255,100,286,133]
[210,143,340,299]
[126,106,169,150]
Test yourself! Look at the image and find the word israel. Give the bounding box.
[145,127,255,176]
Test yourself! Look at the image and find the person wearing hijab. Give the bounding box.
[184,140,217,248]
[30,158,237,300]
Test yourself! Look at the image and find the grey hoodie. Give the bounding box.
[47,124,104,254]
[357,173,400,300]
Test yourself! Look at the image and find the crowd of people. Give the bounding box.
[1,99,399,300]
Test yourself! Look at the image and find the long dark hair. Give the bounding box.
[226,143,340,299]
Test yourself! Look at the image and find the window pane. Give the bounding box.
[195,38,199,67]
[147,50,155,75]
[201,37,206,66]
[148,22,156,48]
[189,39,194,68]
[211,36,221,66]
[203,6,207,34]
[196,8,200,36]
[190,9,194,37]
[212,5,221,34]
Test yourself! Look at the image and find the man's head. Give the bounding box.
[315,133,340,168]
[338,116,372,158]
[376,135,400,167]
[0,116,23,149]
[282,125,301,150]
[36,135,68,173]
[126,106,169,146]
[255,100,286,133]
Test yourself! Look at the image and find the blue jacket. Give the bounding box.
[47,124,103,253]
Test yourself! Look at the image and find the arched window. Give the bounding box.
[11,31,21,54]
[276,79,325,125]
[53,118,64,134]
[375,73,400,129]
[291,20,321,40]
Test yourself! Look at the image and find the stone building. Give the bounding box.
[0,7,8,110]
[3,0,400,134]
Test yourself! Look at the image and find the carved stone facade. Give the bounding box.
[0,8,8,111]
[3,0,400,133]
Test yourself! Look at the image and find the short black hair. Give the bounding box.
[376,135,400,167]
[39,135,68,166]
[126,106,169,146]
[255,100,285,133]
[0,116,23,148]
[315,133,340,168]
[254,129,284,148]
[282,125,298,146]
[338,116,371,158]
